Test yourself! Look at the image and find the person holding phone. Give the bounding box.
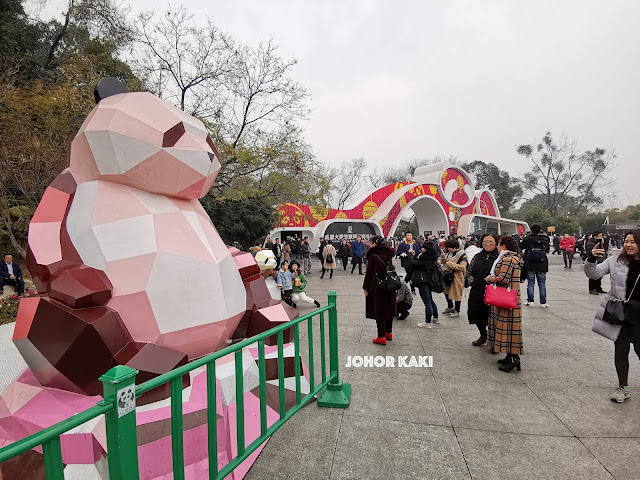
[586,232,607,294]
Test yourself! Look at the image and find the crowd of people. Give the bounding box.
[245,226,639,398]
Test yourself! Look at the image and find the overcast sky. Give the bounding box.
[36,0,640,207]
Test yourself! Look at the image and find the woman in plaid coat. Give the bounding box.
[485,235,523,372]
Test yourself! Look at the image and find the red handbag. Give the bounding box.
[484,284,518,309]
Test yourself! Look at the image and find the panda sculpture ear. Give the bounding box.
[94,77,129,104]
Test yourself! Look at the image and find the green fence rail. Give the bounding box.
[0,291,350,479]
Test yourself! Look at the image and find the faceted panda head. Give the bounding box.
[69,78,221,199]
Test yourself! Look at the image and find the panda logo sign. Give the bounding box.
[117,385,136,418]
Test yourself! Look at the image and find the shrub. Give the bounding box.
[0,291,36,326]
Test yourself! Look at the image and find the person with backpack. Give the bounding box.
[441,239,468,318]
[363,236,397,344]
[466,234,500,346]
[410,241,441,328]
[519,224,550,307]
[321,242,337,279]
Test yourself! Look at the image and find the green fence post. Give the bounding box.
[317,291,351,408]
[99,366,140,480]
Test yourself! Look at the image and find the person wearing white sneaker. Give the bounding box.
[585,230,640,403]
[410,241,440,329]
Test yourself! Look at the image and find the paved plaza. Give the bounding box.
[246,252,640,480]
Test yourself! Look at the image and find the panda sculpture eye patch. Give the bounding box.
[162,122,186,147]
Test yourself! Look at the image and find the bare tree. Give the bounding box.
[135,6,232,114]
[133,5,316,202]
[331,157,366,209]
[517,132,616,216]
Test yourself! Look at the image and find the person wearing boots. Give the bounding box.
[363,236,397,345]
[396,276,413,320]
[466,234,499,346]
[485,236,524,372]
[321,242,337,279]
[441,239,468,318]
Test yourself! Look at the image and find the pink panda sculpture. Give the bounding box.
[14,78,297,398]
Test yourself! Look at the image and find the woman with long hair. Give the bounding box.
[585,230,640,402]
[466,234,499,346]
[485,235,523,372]
[363,236,397,344]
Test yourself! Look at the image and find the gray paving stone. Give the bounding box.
[245,405,343,479]
[456,429,613,479]
[344,371,450,426]
[330,416,470,480]
[437,380,573,436]
[529,385,640,437]
[581,437,640,480]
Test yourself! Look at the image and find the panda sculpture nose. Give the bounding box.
[208,152,216,163]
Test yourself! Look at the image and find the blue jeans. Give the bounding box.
[526,271,547,304]
[417,285,439,322]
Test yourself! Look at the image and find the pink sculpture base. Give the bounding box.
[0,344,310,479]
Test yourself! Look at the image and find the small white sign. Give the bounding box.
[116,385,136,418]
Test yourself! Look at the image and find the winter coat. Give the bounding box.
[397,240,419,269]
[291,271,308,293]
[520,234,550,273]
[409,246,439,286]
[584,256,630,328]
[464,245,482,264]
[301,242,311,258]
[442,250,468,301]
[396,280,413,305]
[487,251,523,355]
[351,240,366,258]
[276,269,294,290]
[283,243,291,261]
[322,244,338,269]
[466,248,499,327]
[338,243,351,258]
[559,237,575,251]
[272,242,283,258]
[363,245,397,320]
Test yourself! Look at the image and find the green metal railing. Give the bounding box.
[0,291,350,479]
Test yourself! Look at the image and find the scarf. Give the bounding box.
[490,250,507,276]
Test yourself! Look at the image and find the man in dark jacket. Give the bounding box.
[271,238,283,269]
[586,231,607,294]
[519,225,550,307]
[351,235,366,275]
[397,232,419,293]
[317,237,328,270]
[301,237,312,275]
[552,234,561,255]
[1,253,25,295]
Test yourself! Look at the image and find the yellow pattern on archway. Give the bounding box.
[335,211,347,219]
[309,206,329,221]
[363,201,378,219]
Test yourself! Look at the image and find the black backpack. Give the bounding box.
[429,266,445,293]
[526,238,547,263]
[325,252,334,263]
[372,254,401,292]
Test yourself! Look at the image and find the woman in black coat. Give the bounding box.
[363,236,397,345]
[410,241,440,328]
[338,238,351,271]
[466,233,499,346]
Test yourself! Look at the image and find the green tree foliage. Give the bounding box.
[201,197,277,250]
[516,132,616,217]
[460,161,523,214]
[0,0,140,257]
